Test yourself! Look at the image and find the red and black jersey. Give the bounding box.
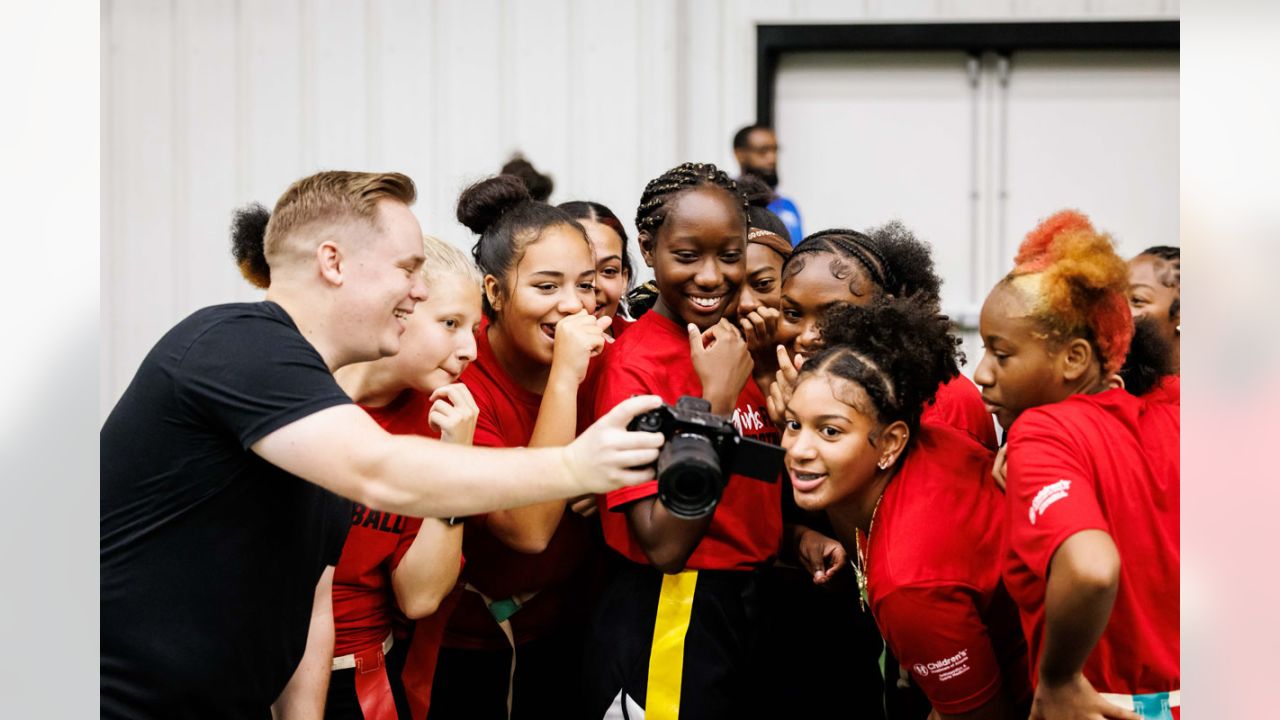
[594,311,782,570]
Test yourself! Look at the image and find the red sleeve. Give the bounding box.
[469,383,506,450]
[388,516,424,570]
[596,357,664,509]
[876,585,1005,714]
[1005,409,1109,579]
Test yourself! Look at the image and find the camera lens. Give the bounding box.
[656,433,724,518]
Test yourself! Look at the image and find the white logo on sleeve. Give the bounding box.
[912,649,971,682]
[1029,480,1071,525]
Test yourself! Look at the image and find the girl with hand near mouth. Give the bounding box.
[764,222,997,718]
[782,296,1031,720]
[768,222,996,451]
[233,209,481,720]
[559,200,635,337]
[584,163,781,720]
[974,211,1178,720]
[430,176,612,720]
[731,175,792,386]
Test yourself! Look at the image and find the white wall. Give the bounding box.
[101,0,1179,419]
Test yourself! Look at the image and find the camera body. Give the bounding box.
[627,395,783,518]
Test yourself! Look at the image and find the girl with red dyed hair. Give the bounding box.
[974,210,1180,720]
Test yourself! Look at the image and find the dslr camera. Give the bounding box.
[627,395,784,518]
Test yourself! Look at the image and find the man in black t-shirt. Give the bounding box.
[101,171,664,719]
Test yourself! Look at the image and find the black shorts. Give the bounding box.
[581,559,772,720]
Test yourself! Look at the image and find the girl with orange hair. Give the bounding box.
[974,210,1180,720]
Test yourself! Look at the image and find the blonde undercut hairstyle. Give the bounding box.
[263,170,417,270]
[421,234,483,288]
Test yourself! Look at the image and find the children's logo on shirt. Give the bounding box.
[1029,479,1072,525]
[912,649,971,682]
[732,404,766,434]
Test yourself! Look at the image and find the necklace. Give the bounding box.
[852,490,885,613]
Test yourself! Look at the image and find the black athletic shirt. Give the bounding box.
[101,302,353,719]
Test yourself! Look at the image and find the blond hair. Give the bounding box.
[421,234,482,288]
[263,170,417,270]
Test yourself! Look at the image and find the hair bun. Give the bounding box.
[456,175,532,235]
[231,202,271,289]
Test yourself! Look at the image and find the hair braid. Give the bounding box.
[782,229,891,299]
[634,162,747,237]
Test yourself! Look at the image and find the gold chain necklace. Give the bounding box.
[852,490,885,613]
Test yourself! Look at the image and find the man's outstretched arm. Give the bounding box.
[253,395,665,519]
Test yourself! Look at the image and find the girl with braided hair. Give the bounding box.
[764,223,998,718]
[768,222,997,450]
[584,162,782,719]
[782,296,1032,719]
[975,210,1179,720]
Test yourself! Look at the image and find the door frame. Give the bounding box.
[756,21,1179,126]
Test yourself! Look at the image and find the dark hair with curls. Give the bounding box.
[1117,316,1175,397]
[798,295,962,439]
[634,162,748,239]
[500,154,554,202]
[1137,244,1181,320]
[558,200,635,290]
[782,220,943,306]
[1005,209,1132,375]
[457,174,588,319]
[231,202,273,289]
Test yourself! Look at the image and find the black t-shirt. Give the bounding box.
[101,302,354,719]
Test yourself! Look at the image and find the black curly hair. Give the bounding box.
[634,162,748,238]
[798,294,962,437]
[231,202,272,289]
[1117,316,1175,397]
[781,220,942,305]
[457,174,588,319]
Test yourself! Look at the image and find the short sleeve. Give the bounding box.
[875,585,1004,715]
[1005,410,1109,579]
[389,516,425,570]
[596,359,663,509]
[176,315,352,449]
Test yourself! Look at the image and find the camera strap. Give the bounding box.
[462,583,540,719]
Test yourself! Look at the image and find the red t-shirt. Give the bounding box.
[332,390,436,656]
[866,424,1030,714]
[443,324,605,650]
[1143,374,1180,405]
[1003,389,1179,695]
[594,311,783,570]
[923,374,999,451]
[611,315,635,337]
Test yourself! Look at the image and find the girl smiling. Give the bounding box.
[431,176,612,720]
[585,163,780,720]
